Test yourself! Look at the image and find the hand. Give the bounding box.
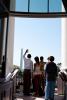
[26,49,28,53]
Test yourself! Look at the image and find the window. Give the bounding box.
[10,0,64,13]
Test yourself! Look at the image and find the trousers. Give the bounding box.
[45,80,56,100]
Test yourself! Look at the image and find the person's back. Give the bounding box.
[39,56,46,96]
[46,62,57,81]
[33,56,41,75]
[45,56,58,100]
[23,49,33,95]
[24,57,33,70]
[40,56,45,72]
[33,56,42,96]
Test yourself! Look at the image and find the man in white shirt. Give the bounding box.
[23,49,33,95]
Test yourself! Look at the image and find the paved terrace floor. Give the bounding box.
[14,81,64,100]
[15,95,64,100]
[14,92,64,100]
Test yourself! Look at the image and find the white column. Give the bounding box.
[6,17,15,75]
[61,3,67,70]
[61,18,67,70]
[6,0,15,75]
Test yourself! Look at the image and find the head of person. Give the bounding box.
[48,56,55,62]
[34,56,39,63]
[27,54,31,58]
[40,56,44,61]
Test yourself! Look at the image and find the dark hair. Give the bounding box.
[40,56,43,61]
[48,56,54,62]
[34,56,39,63]
[47,57,50,60]
[27,54,31,58]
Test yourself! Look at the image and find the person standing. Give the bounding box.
[45,56,58,100]
[33,56,42,96]
[40,56,46,72]
[23,49,33,95]
[40,56,46,95]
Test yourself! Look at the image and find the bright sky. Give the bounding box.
[13,18,61,67]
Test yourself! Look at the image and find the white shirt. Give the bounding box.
[23,55,33,71]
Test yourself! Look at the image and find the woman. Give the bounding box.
[40,56,46,95]
[33,56,42,96]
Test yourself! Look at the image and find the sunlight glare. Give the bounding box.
[16,98,24,100]
[35,97,44,100]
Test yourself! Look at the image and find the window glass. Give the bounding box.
[10,0,65,13]
[16,0,28,12]
[30,0,47,12]
[49,0,61,12]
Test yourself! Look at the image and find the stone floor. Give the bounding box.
[14,84,64,100]
[14,92,64,100]
[15,95,64,100]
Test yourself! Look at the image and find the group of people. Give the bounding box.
[23,49,58,100]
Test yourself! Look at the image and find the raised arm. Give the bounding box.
[23,49,28,57]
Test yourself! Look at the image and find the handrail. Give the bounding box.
[11,69,19,79]
[5,68,19,81]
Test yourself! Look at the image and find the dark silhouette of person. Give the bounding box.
[45,56,58,100]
